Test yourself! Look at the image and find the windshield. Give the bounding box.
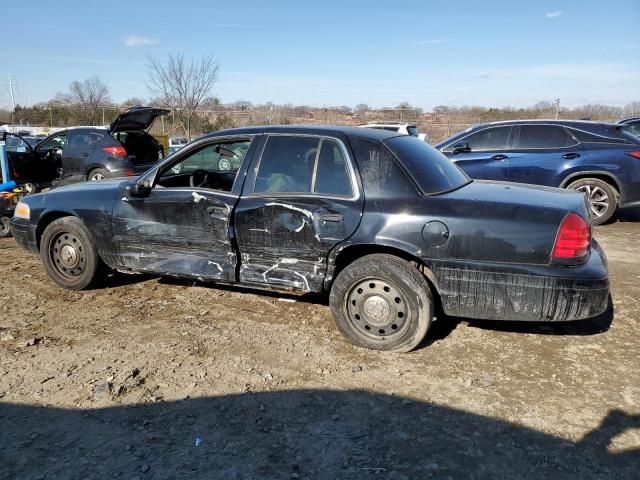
[384,135,470,195]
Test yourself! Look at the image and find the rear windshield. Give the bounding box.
[384,135,470,195]
[621,123,640,142]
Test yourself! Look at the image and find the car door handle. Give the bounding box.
[491,154,509,160]
[206,205,227,214]
[81,152,90,158]
[320,213,343,223]
[562,153,581,159]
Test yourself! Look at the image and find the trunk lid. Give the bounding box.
[423,180,591,265]
[109,107,170,133]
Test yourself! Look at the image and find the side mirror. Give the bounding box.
[121,180,151,198]
[452,142,471,154]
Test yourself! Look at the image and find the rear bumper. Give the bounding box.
[431,240,609,322]
[10,218,38,253]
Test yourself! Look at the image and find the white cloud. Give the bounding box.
[545,10,563,18]
[410,38,450,46]
[123,35,158,47]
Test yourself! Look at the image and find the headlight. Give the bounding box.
[14,202,30,220]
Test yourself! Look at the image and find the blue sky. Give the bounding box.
[1,0,638,109]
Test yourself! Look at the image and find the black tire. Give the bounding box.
[0,216,12,238]
[567,178,618,225]
[87,168,109,182]
[40,217,102,290]
[329,254,433,352]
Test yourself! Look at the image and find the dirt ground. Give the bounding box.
[1,211,639,479]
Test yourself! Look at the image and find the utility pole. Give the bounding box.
[8,73,16,124]
[554,98,560,119]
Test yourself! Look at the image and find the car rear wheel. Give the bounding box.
[40,217,102,290]
[567,178,618,225]
[88,168,109,181]
[329,254,433,352]
[0,216,12,238]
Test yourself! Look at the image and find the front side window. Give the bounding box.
[157,139,251,192]
[516,125,576,149]
[38,133,67,151]
[458,126,511,151]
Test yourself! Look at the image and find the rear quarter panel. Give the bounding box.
[563,144,640,205]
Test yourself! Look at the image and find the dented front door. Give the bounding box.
[112,188,237,280]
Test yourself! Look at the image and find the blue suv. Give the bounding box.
[435,120,640,224]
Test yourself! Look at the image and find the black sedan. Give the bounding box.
[10,125,609,352]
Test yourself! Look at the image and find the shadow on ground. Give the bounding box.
[1,390,638,480]
[616,206,640,223]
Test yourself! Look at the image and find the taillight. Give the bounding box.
[552,213,590,260]
[124,168,136,176]
[102,146,127,157]
[625,151,640,159]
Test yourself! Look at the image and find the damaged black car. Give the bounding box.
[10,126,609,352]
[7,106,169,192]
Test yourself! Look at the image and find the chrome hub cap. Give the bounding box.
[346,278,410,341]
[60,244,78,267]
[363,295,391,325]
[576,185,609,218]
[50,232,86,278]
[90,172,106,181]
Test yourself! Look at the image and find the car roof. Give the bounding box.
[472,119,622,129]
[207,124,403,141]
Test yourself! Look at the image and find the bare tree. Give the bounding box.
[121,97,147,108]
[67,76,111,124]
[146,53,219,139]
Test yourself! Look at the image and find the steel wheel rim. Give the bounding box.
[219,158,231,170]
[576,185,609,218]
[345,277,411,342]
[90,172,106,181]
[49,232,86,279]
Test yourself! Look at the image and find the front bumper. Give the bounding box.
[10,217,38,253]
[430,240,609,322]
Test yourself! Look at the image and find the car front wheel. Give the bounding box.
[329,254,433,352]
[567,178,618,225]
[40,217,102,290]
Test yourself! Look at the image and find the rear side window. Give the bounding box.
[516,125,576,149]
[458,126,511,151]
[348,136,416,197]
[569,128,631,144]
[254,136,319,193]
[67,131,103,148]
[384,135,470,195]
[314,139,353,197]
